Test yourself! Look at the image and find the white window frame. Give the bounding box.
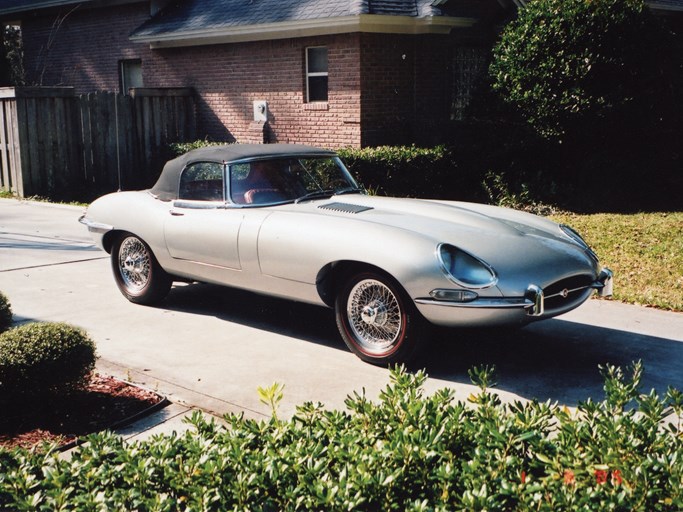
[305,47,328,103]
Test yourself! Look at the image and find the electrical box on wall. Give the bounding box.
[253,100,268,122]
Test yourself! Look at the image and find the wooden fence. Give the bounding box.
[0,87,196,201]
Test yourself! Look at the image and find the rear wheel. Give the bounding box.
[335,271,422,365]
[111,234,172,305]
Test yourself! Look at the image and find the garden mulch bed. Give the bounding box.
[0,374,166,451]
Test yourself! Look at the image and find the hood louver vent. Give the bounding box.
[318,202,373,214]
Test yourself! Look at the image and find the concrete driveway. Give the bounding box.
[2,198,682,421]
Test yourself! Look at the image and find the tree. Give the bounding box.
[1,25,25,86]
[0,26,10,86]
[489,0,681,140]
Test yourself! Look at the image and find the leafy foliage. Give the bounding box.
[337,145,469,199]
[487,0,682,212]
[0,292,11,334]
[490,0,679,139]
[0,322,97,401]
[1,365,681,510]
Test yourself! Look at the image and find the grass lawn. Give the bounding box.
[551,212,683,312]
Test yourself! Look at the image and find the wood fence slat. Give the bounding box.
[7,100,23,196]
[0,86,195,200]
[0,101,10,190]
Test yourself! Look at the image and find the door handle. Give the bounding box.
[170,210,184,216]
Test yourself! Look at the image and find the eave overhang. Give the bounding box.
[130,14,477,49]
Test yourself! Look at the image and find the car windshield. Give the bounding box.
[229,156,363,205]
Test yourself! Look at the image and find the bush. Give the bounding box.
[337,145,476,200]
[0,322,96,400]
[490,0,679,140]
[0,292,11,333]
[1,364,681,510]
[486,0,683,212]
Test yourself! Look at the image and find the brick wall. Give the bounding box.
[145,35,362,148]
[21,2,152,92]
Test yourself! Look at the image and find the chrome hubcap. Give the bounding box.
[360,302,388,326]
[118,237,150,292]
[347,279,402,353]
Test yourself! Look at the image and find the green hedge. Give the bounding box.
[337,145,471,199]
[0,292,11,334]
[0,322,97,400]
[1,364,681,510]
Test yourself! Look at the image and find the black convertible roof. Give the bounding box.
[150,143,336,201]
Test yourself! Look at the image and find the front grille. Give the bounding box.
[544,275,594,310]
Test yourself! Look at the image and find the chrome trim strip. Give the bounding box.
[415,296,530,309]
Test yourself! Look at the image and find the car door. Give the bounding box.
[164,162,243,274]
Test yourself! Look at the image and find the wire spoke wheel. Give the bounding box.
[118,236,152,292]
[336,271,422,365]
[347,279,402,352]
[111,234,171,305]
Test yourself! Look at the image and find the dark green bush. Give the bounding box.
[0,322,96,400]
[1,364,681,510]
[487,0,682,212]
[338,145,476,200]
[0,292,11,333]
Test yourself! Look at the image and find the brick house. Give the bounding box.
[0,0,516,148]
[2,0,680,148]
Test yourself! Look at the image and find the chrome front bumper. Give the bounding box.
[415,268,613,324]
[524,267,613,316]
[78,214,114,234]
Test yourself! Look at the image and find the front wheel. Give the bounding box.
[111,234,172,305]
[335,271,423,365]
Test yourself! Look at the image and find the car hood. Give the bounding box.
[278,195,601,294]
[292,194,558,241]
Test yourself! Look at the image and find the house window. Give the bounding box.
[119,59,143,94]
[306,47,328,102]
[451,48,486,121]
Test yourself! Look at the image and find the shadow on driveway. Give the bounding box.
[160,282,683,407]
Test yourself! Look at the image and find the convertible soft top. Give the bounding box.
[150,143,336,201]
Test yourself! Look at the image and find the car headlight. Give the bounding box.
[437,244,497,289]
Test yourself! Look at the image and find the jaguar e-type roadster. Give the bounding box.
[80,144,612,364]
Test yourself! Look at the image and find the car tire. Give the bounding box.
[111,233,172,305]
[335,271,423,365]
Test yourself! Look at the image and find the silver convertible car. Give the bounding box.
[80,144,613,364]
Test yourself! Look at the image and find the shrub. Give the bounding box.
[338,145,468,199]
[490,0,679,140]
[0,322,96,400]
[0,292,11,333]
[169,139,227,156]
[0,364,681,510]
